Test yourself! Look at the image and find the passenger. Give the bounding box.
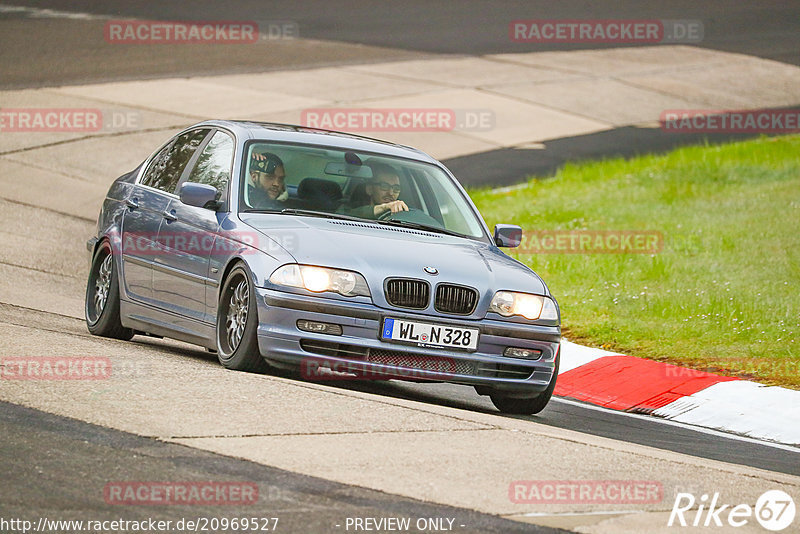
[247,151,288,209]
[343,161,408,219]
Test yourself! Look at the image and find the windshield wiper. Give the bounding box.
[277,208,364,221]
[374,218,465,237]
[245,208,465,237]
[242,208,357,220]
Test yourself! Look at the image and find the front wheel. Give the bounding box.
[489,354,559,415]
[85,240,134,340]
[216,264,269,372]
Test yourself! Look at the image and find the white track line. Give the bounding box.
[558,339,618,374]
[518,510,644,517]
[552,397,800,454]
[0,4,100,19]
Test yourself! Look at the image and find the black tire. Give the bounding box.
[85,240,134,340]
[489,353,559,415]
[216,264,269,372]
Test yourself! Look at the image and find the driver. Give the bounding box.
[247,151,288,209]
[345,161,408,219]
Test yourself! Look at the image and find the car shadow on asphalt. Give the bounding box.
[127,335,219,363]
[126,335,549,421]
[279,370,529,419]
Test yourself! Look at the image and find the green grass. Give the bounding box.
[469,135,800,389]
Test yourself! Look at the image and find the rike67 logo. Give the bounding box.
[669,490,795,531]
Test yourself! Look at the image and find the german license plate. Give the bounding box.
[381,318,479,350]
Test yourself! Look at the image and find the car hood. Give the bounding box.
[242,215,548,309]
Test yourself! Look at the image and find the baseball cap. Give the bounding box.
[249,152,283,174]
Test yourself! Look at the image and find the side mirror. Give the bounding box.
[179,182,219,210]
[494,224,522,248]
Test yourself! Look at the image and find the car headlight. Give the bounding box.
[489,291,558,321]
[269,264,370,297]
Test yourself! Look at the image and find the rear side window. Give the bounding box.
[185,130,234,197]
[140,129,210,193]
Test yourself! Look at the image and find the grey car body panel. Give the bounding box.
[90,120,560,394]
[242,216,548,318]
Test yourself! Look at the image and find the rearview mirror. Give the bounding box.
[179,182,220,210]
[494,224,522,248]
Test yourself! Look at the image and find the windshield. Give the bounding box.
[239,142,487,239]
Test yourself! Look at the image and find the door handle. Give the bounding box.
[126,198,139,210]
[162,210,178,222]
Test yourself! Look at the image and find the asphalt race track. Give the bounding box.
[0,401,557,534]
[2,1,796,186]
[1,0,798,89]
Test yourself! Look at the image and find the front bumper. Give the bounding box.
[256,288,560,395]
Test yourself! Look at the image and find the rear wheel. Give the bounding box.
[216,264,269,372]
[489,354,559,415]
[85,241,134,340]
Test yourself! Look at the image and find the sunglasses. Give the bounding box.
[375,181,401,193]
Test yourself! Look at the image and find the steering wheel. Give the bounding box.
[378,207,420,221]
